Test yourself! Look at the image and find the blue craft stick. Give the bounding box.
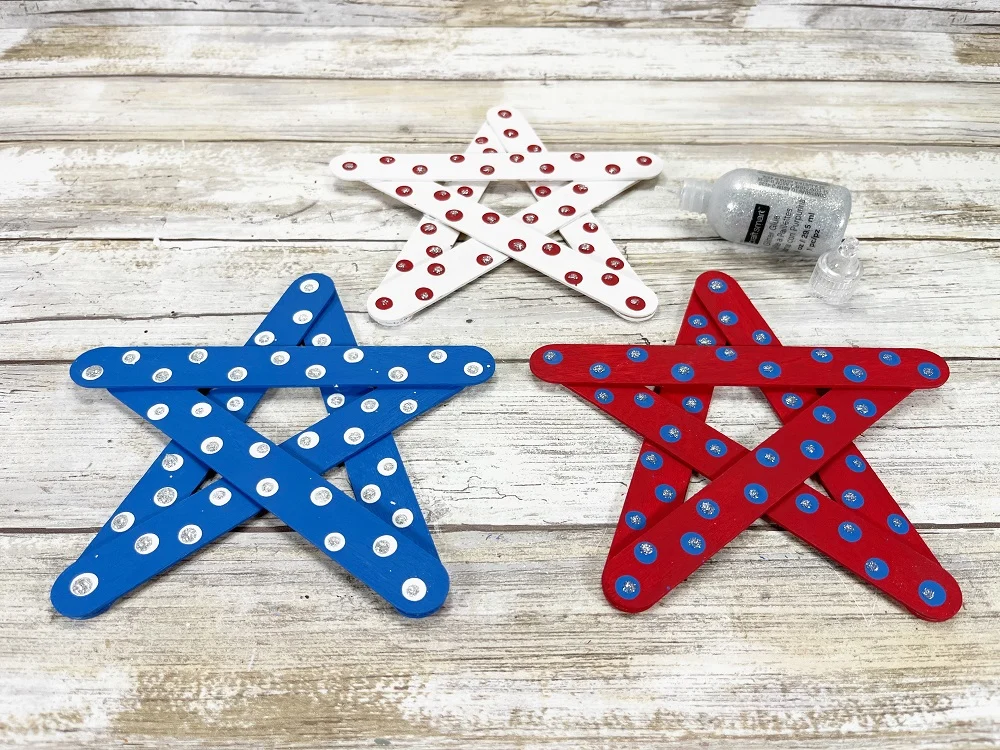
[54,387,453,618]
[71,345,495,389]
[82,274,337,555]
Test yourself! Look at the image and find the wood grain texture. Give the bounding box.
[1,26,998,82]
[2,0,998,33]
[1,8,999,748]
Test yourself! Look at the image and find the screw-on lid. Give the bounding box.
[809,237,862,305]
[679,179,713,214]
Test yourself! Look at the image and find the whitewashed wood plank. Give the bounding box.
[0,79,998,145]
[1,528,997,748]
[1,27,997,82]
[1,358,996,529]
[2,143,999,241]
[2,239,999,359]
[1,0,996,33]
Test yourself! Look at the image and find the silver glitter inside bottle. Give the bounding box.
[680,169,852,256]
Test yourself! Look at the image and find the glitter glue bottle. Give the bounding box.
[680,168,862,303]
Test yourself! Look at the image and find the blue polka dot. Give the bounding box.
[695,499,720,519]
[865,557,889,581]
[671,363,695,382]
[705,439,727,457]
[753,330,773,345]
[625,511,646,530]
[844,365,867,383]
[594,389,614,404]
[655,484,677,503]
[800,439,825,460]
[841,489,864,509]
[680,532,706,555]
[743,483,768,504]
[918,362,942,380]
[660,425,682,443]
[811,348,833,363]
[634,541,658,564]
[755,448,780,467]
[918,580,947,607]
[626,347,648,362]
[879,351,901,366]
[707,278,728,293]
[782,393,803,409]
[795,493,818,513]
[811,406,836,425]
[687,315,708,329]
[759,361,782,379]
[717,310,738,326]
[853,398,877,418]
[846,454,866,473]
[696,334,716,346]
[634,392,654,408]
[838,522,862,543]
[542,349,563,365]
[716,347,738,362]
[615,575,641,600]
[681,396,704,414]
[590,362,611,379]
[887,513,910,534]
[640,451,663,470]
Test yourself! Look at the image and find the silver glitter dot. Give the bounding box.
[110,511,134,532]
[306,364,326,380]
[178,524,203,545]
[399,399,417,414]
[188,348,208,364]
[392,509,414,528]
[377,458,397,476]
[209,487,232,506]
[428,349,447,363]
[270,350,290,366]
[153,486,178,507]
[360,484,381,504]
[343,348,364,363]
[311,333,331,347]
[388,367,408,382]
[69,573,98,597]
[256,478,279,497]
[401,578,426,602]
[134,533,159,555]
[254,330,275,346]
[81,365,104,381]
[152,367,172,383]
[227,367,247,382]
[464,362,484,377]
[343,428,364,445]
[121,350,140,365]
[372,535,397,557]
[226,396,244,411]
[297,431,319,449]
[361,398,379,413]
[249,441,270,458]
[292,310,313,325]
[300,279,320,294]
[326,393,345,409]
[161,453,184,471]
[200,437,223,454]
[310,487,333,506]
[191,402,212,418]
[324,532,345,552]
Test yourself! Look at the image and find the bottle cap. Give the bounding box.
[679,179,713,214]
[809,237,862,305]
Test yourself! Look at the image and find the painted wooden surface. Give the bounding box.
[1,10,999,750]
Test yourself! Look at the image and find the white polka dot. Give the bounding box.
[134,533,159,555]
[464,362,484,377]
[401,578,426,602]
[324,532,345,552]
[177,524,202,545]
[209,487,232,506]
[270,350,290,366]
[256,478,279,497]
[372,534,397,557]
[310,487,333,506]
[400,399,417,414]
[249,441,270,458]
[343,348,364,363]
[326,393,345,409]
[300,278,320,293]
[377,458,397,476]
[152,367,172,383]
[226,396,244,412]
[147,403,169,421]
[392,509,414,528]
[388,367,408,382]
[110,511,135,532]
[293,310,313,325]
[188,348,208,364]
[254,330,275,345]
[306,364,326,380]
[121,350,140,365]
[191,402,212,418]
[361,398,379,412]
[360,484,381,504]
[69,573,98,597]
[153,486,177,507]
[227,367,247,382]
[161,453,184,471]
[343,428,364,445]
[81,365,104,381]
[311,333,331,347]
[200,437,224,454]
[428,349,447,363]
[297,431,319,449]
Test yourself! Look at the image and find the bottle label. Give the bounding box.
[744,204,770,244]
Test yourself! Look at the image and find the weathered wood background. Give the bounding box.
[1,2,999,748]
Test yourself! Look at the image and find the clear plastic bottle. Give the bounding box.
[680,168,852,256]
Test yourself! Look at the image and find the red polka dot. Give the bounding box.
[558,205,576,216]
[637,155,652,166]
[565,271,582,285]
[426,245,443,257]
[602,273,619,286]
[578,243,595,254]
[380,156,395,164]
[627,296,646,311]
[527,145,542,153]
[573,184,589,194]
[413,164,428,175]
[583,222,599,233]
[481,165,495,175]
[605,164,620,175]
[523,213,538,224]
[535,186,551,197]
[395,186,412,197]
[395,259,413,272]
[509,154,524,163]
[542,243,561,255]
[428,263,445,276]
[415,287,434,301]
[458,186,473,197]
[434,190,450,201]
[539,163,554,174]
[475,136,488,144]
[606,257,624,270]
[477,254,494,266]
[498,110,512,118]
[445,209,463,221]
[342,161,356,170]
[504,129,519,138]
[570,153,585,161]
[482,212,500,224]
[450,154,465,163]
[421,223,437,235]
[483,148,497,154]
[508,239,526,252]
[375,297,393,310]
